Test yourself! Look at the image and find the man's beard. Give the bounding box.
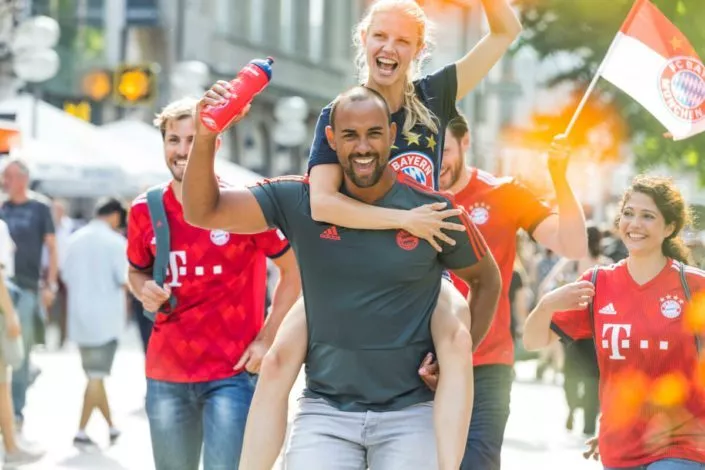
[440,160,463,191]
[343,153,386,188]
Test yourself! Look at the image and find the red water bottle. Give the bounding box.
[199,57,274,132]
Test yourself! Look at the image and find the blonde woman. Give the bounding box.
[234,1,522,469]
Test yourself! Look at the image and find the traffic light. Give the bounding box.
[82,70,112,102]
[113,63,158,106]
[64,101,92,122]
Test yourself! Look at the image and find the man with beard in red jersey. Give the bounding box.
[428,112,587,470]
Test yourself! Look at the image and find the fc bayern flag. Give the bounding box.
[599,0,705,140]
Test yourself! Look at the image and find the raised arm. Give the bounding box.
[181,85,269,234]
[455,0,522,100]
[531,138,588,259]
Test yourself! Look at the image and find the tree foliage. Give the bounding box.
[514,0,705,182]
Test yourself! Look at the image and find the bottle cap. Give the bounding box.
[250,57,274,80]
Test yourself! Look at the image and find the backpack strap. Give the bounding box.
[678,262,701,355]
[143,187,176,321]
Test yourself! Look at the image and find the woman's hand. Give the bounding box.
[541,280,594,313]
[402,202,466,252]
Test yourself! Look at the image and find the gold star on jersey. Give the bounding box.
[403,131,422,147]
[426,134,437,152]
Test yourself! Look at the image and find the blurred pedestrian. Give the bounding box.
[524,176,705,469]
[61,198,128,446]
[0,218,44,466]
[436,111,587,469]
[43,199,74,349]
[127,98,301,470]
[0,158,58,431]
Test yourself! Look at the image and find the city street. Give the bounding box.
[14,325,599,469]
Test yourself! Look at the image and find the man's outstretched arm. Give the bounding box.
[181,91,267,234]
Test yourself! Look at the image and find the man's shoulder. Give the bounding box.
[395,173,454,206]
[473,168,514,191]
[27,191,52,207]
[251,175,310,195]
[131,183,169,212]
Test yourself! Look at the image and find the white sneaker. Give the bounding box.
[3,447,45,468]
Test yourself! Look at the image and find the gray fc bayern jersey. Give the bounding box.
[249,173,487,412]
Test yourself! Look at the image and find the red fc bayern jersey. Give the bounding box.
[450,168,553,366]
[127,183,290,383]
[551,259,705,468]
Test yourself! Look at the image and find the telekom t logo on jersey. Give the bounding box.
[601,323,670,360]
[166,251,223,287]
[602,324,632,360]
[168,251,187,287]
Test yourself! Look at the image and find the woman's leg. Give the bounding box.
[430,280,474,470]
[0,363,19,453]
[239,297,308,470]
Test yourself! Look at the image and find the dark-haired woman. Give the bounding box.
[524,176,705,469]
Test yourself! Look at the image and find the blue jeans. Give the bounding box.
[146,373,257,470]
[460,365,514,470]
[605,459,705,469]
[12,286,40,421]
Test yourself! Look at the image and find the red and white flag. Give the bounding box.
[599,0,705,140]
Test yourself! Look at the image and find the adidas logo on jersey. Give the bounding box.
[320,226,341,241]
[599,303,617,315]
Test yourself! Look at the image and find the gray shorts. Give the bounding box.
[79,339,118,379]
[285,397,437,470]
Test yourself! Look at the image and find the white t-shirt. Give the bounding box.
[0,219,14,279]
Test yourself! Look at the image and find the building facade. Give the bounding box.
[20,0,523,178]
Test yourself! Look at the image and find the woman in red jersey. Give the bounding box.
[524,175,705,470]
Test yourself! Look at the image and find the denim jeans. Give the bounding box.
[460,365,514,470]
[146,373,257,470]
[604,459,705,470]
[11,286,40,421]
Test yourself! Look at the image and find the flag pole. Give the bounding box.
[563,71,602,138]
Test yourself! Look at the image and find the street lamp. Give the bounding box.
[11,15,61,137]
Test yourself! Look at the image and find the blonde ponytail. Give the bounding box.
[402,79,439,135]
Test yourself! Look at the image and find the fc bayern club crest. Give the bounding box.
[210,229,230,246]
[469,203,490,225]
[396,230,419,251]
[389,152,435,188]
[659,294,683,319]
[659,56,705,123]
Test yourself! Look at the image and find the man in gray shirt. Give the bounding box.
[0,158,58,429]
[182,86,501,469]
